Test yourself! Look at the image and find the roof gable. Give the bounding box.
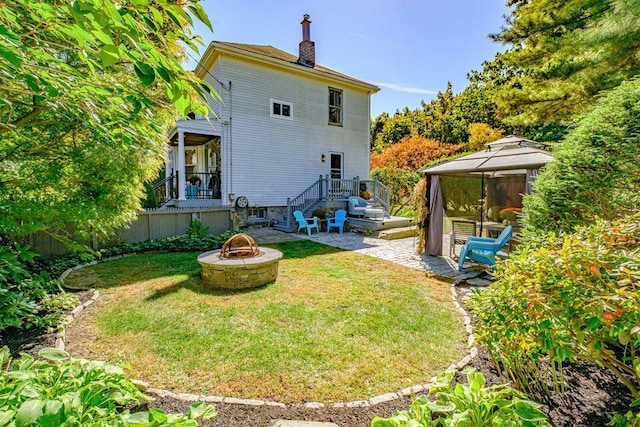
[195,41,379,93]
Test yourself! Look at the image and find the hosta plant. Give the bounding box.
[0,347,216,426]
[371,369,550,426]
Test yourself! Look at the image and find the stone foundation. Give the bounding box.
[198,248,283,289]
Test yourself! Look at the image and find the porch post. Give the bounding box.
[177,131,186,201]
[165,147,172,200]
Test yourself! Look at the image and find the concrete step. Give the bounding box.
[377,225,418,240]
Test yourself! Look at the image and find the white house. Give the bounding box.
[160,15,383,225]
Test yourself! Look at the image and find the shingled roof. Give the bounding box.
[206,41,379,91]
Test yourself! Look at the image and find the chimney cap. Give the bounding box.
[302,14,311,22]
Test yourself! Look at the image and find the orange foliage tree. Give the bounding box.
[370,135,464,172]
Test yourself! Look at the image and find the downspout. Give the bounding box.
[228,81,232,203]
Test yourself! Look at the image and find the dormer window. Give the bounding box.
[270,99,293,120]
[328,87,343,126]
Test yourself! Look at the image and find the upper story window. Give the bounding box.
[328,87,343,126]
[270,99,292,120]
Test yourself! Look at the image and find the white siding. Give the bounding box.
[214,56,372,207]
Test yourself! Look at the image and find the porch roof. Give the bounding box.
[168,119,222,146]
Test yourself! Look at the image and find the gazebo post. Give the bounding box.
[479,172,485,236]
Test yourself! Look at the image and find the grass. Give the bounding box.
[64,240,465,402]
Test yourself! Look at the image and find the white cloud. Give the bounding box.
[373,81,436,95]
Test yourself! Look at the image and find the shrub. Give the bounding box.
[522,78,640,234]
[499,207,522,222]
[35,230,239,277]
[371,369,550,426]
[186,218,210,238]
[470,213,640,399]
[370,135,464,172]
[0,244,79,332]
[0,346,216,426]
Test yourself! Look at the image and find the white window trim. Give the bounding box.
[270,98,293,120]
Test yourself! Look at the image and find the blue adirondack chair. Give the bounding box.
[458,225,513,271]
[327,209,347,234]
[293,210,319,236]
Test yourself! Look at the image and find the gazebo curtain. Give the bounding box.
[427,176,444,256]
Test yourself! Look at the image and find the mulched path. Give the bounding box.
[1,288,634,427]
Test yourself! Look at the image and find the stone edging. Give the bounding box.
[57,257,477,409]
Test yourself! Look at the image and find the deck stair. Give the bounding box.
[273,176,391,233]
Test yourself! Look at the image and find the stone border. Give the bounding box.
[57,256,477,409]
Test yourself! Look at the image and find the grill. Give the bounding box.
[219,233,261,259]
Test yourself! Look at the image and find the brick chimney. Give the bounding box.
[298,14,315,67]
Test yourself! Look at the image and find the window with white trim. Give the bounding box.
[328,87,343,125]
[270,99,292,120]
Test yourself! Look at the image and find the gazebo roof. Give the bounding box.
[419,135,554,176]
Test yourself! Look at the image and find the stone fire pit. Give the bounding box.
[197,233,282,290]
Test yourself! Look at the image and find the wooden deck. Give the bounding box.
[346,215,414,231]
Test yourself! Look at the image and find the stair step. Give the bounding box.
[377,226,418,240]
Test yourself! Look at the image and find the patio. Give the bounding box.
[244,226,482,281]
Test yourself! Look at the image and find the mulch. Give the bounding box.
[1,288,634,427]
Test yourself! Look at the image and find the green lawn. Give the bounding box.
[64,240,465,402]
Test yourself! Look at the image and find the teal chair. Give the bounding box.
[293,210,319,236]
[458,225,513,271]
[327,209,347,234]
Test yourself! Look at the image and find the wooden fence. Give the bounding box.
[29,207,233,255]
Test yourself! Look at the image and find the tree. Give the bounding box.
[487,0,640,125]
[370,135,464,172]
[370,136,464,215]
[467,123,503,151]
[522,77,640,234]
[0,1,214,244]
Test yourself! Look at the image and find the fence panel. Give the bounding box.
[29,207,232,255]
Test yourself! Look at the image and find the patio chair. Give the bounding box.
[458,225,513,271]
[327,209,347,234]
[348,196,384,220]
[449,219,477,259]
[293,210,319,236]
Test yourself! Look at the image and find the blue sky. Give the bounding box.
[187,0,510,118]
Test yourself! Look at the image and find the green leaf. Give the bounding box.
[99,44,120,67]
[513,400,548,421]
[187,4,212,31]
[38,347,69,361]
[149,407,168,423]
[0,410,16,425]
[134,61,155,85]
[0,45,22,68]
[122,411,151,425]
[0,23,20,41]
[618,329,630,346]
[15,400,44,427]
[156,66,171,83]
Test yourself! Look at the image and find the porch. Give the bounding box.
[153,118,224,209]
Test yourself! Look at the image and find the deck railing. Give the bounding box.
[284,176,391,228]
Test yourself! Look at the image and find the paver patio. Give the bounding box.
[245,227,461,279]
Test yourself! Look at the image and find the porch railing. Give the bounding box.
[152,173,177,208]
[283,175,391,228]
[184,172,221,200]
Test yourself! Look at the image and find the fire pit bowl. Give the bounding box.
[197,233,283,290]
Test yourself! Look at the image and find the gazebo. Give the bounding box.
[418,135,554,256]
